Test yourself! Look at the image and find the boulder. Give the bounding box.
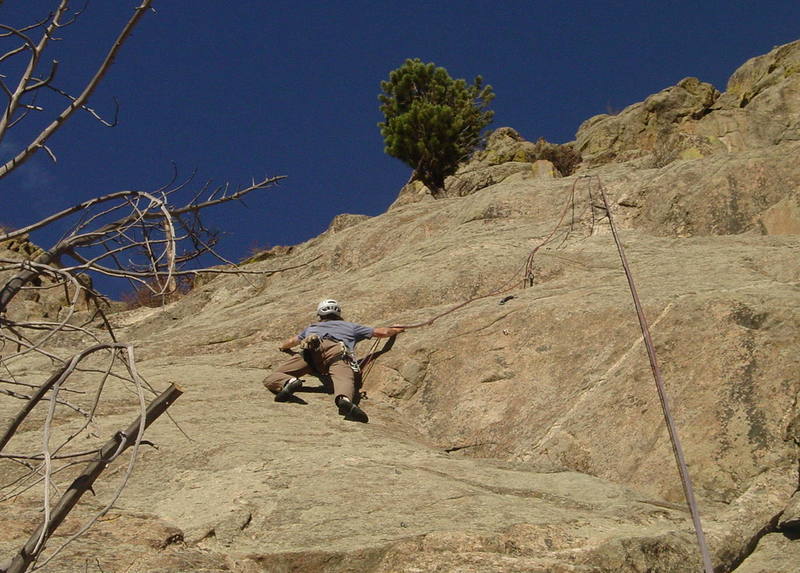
[468,127,579,176]
[695,39,800,152]
[472,126,541,166]
[390,128,578,207]
[389,179,436,209]
[324,213,371,234]
[444,160,558,198]
[734,533,800,573]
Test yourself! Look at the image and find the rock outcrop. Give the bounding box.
[576,39,800,167]
[577,76,721,166]
[0,232,95,322]
[391,127,579,207]
[2,39,799,573]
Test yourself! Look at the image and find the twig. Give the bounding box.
[0,1,155,178]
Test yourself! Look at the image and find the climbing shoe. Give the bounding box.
[274,377,303,402]
[336,395,369,423]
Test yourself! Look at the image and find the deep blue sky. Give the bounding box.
[1,1,798,295]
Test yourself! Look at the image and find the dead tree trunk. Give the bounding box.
[0,250,58,315]
[0,345,109,453]
[3,383,183,573]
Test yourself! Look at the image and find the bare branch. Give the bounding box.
[0,388,90,416]
[0,8,292,569]
[23,61,60,93]
[0,191,147,242]
[0,345,117,453]
[170,175,286,215]
[38,143,57,163]
[40,83,119,127]
[0,43,32,66]
[0,449,99,461]
[0,14,52,40]
[0,0,154,179]
[0,1,70,148]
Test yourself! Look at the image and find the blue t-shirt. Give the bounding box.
[299,320,374,352]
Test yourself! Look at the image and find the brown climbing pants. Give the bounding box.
[262,339,357,401]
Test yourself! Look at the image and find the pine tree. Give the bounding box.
[378,59,494,193]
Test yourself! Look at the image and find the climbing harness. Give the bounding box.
[295,333,368,378]
[301,335,361,373]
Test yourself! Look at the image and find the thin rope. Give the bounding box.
[394,178,584,330]
[593,176,714,573]
[387,174,715,569]
[358,338,382,384]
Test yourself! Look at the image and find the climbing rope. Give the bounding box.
[383,174,714,570]
[358,337,382,383]
[592,175,714,573]
[394,177,588,330]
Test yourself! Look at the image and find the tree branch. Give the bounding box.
[0,1,153,179]
[0,1,70,148]
[0,344,120,453]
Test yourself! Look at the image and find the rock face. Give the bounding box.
[2,40,799,573]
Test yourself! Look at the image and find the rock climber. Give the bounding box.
[263,299,405,423]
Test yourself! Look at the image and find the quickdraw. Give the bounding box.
[339,341,361,373]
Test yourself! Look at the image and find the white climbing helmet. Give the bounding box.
[316,299,342,317]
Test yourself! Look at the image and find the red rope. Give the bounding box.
[358,337,382,384]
